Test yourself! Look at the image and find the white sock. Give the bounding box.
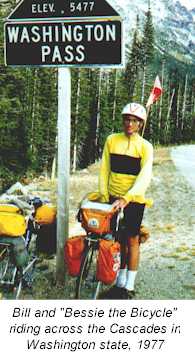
[125,271,137,291]
[116,268,127,288]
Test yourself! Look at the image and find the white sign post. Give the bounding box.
[56,68,71,284]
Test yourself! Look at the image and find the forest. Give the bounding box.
[1,0,195,191]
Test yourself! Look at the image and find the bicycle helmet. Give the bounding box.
[122,103,147,123]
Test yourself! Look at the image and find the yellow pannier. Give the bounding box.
[0,212,26,237]
[0,204,21,214]
[35,205,56,225]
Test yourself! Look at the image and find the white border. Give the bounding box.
[4,19,125,69]
[7,0,24,21]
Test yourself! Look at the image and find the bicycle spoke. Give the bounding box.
[75,246,101,299]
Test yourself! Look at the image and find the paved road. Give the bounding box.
[171,145,195,189]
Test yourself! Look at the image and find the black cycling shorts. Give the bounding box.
[109,195,145,237]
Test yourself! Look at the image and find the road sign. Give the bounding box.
[8,0,120,21]
[5,20,122,66]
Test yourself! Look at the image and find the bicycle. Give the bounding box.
[0,197,44,299]
[0,241,37,299]
[75,208,123,299]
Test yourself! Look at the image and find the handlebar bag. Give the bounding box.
[96,239,120,285]
[64,235,85,277]
[80,201,115,235]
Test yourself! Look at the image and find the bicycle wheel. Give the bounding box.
[13,256,37,300]
[75,245,101,299]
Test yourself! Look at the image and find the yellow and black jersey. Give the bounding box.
[99,132,153,206]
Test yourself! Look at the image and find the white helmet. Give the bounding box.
[122,103,147,123]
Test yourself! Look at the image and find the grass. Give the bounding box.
[154,223,176,232]
[161,244,195,262]
[153,147,172,165]
[162,253,181,259]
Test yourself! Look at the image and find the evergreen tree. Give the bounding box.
[83,69,101,165]
[72,69,92,169]
[142,1,155,67]
[34,69,57,174]
[124,15,143,100]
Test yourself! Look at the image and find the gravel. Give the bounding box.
[136,149,195,299]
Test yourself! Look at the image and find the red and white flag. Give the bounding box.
[146,75,163,108]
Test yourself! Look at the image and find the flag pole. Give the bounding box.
[142,105,151,137]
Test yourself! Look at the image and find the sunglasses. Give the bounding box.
[123,117,140,124]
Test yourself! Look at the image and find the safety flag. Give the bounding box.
[146,75,163,108]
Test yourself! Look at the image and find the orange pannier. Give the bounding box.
[64,235,85,277]
[80,201,115,235]
[96,239,120,285]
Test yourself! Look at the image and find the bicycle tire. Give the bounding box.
[0,246,9,281]
[13,268,23,299]
[75,245,101,299]
[0,246,18,299]
[13,231,37,300]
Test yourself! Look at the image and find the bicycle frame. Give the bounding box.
[0,220,38,298]
[75,209,123,299]
[0,244,17,285]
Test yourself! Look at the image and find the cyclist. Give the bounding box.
[99,103,153,299]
